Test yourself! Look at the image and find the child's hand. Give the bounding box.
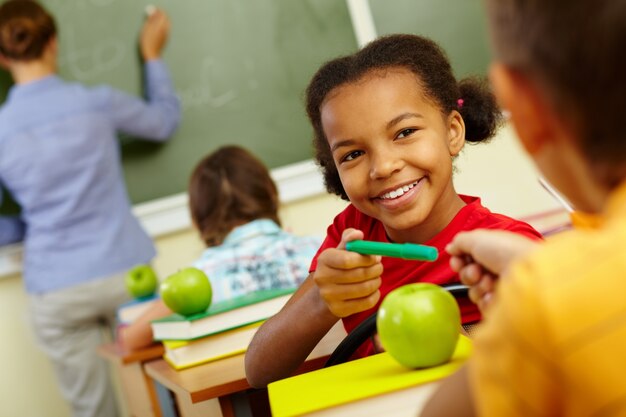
[140,7,171,61]
[446,230,539,311]
[450,255,497,311]
[313,228,383,318]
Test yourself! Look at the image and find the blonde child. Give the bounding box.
[245,34,541,388]
[119,145,321,350]
[421,0,626,416]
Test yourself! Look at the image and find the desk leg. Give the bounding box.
[219,390,268,417]
[174,394,223,417]
[246,389,271,417]
[119,362,162,417]
[218,396,236,417]
[152,380,177,417]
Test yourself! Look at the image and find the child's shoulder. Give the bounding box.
[503,224,626,341]
[533,220,625,275]
[459,195,542,239]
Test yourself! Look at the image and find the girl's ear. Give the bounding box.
[447,110,465,157]
[489,63,556,156]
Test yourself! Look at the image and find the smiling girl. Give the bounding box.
[245,34,541,388]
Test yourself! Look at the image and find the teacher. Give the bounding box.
[0,1,180,416]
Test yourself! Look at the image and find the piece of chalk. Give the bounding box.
[145,4,156,16]
[345,240,438,261]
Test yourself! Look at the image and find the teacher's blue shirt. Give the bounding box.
[0,59,181,293]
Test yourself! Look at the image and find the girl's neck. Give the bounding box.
[386,184,466,244]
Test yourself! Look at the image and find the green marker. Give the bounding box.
[345,240,438,261]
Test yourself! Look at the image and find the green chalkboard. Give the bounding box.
[1,0,491,214]
[0,0,357,208]
[369,0,491,77]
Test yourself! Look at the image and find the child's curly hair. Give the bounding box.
[305,34,502,201]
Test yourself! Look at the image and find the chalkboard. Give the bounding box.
[369,0,491,77]
[0,0,491,213]
[0,0,358,207]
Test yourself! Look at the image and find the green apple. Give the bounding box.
[377,283,460,368]
[160,267,212,316]
[125,264,158,299]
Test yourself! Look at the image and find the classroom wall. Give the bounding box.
[0,123,560,417]
[454,123,559,216]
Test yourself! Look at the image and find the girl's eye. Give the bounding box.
[397,128,417,139]
[342,150,363,162]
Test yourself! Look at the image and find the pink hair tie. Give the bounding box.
[457,98,464,108]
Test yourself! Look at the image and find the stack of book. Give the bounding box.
[151,287,295,370]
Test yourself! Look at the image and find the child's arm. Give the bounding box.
[245,228,383,388]
[117,299,172,351]
[245,275,339,388]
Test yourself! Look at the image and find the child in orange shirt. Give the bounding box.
[422,1,626,416]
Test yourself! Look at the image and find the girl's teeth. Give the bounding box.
[381,181,417,199]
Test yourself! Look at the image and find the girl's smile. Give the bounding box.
[372,177,425,210]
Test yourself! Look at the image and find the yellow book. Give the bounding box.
[162,321,264,370]
[268,335,472,417]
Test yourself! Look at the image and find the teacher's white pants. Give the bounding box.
[28,272,132,417]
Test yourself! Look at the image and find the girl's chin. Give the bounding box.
[380,211,430,232]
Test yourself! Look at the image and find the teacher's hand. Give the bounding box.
[140,7,171,61]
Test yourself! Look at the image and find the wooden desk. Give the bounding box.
[145,322,347,417]
[98,342,165,417]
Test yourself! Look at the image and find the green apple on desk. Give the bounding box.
[125,264,159,299]
[160,267,212,316]
[377,283,460,368]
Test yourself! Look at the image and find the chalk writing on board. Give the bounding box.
[47,0,117,19]
[177,56,237,110]
[59,28,126,81]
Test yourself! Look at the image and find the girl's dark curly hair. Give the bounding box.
[305,34,502,201]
